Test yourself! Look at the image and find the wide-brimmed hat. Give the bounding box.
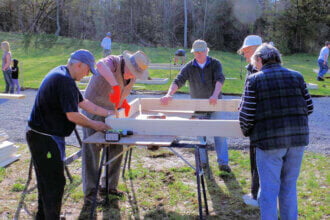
[238,35,262,54]
[123,50,150,80]
[191,39,209,53]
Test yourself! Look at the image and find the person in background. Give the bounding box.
[239,43,313,220]
[316,41,330,81]
[11,59,21,94]
[174,49,186,65]
[161,39,231,173]
[101,32,112,57]
[26,49,110,219]
[1,41,13,93]
[237,35,262,206]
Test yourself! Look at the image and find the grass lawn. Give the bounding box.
[0,144,329,219]
[0,31,329,96]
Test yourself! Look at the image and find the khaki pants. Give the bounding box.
[81,110,123,201]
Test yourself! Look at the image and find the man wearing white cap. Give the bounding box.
[101,32,112,57]
[238,35,262,206]
[82,50,150,205]
[160,39,230,173]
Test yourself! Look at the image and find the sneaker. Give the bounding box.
[242,194,259,207]
[317,76,325,81]
[219,164,231,173]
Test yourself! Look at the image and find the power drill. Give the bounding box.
[105,129,133,142]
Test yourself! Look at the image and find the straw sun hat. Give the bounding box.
[123,50,150,80]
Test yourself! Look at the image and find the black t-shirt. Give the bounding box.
[28,66,83,137]
[11,66,19,79]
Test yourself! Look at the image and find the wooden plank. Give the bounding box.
[0,130,9,142]
[135,78,169,85]
[0,155,20,168]
[83,131,175,146]
[140,98,241,112]
[112,98,141,119]
[0,141,13,149]
[0,144,17,156]
[106,117,244,137]
[0,93,26,99]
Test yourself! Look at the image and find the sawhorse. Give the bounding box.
[86,134,209,220]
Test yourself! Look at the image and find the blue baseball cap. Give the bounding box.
[70,49,98,75]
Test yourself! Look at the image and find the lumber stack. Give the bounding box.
[0,130,20,168]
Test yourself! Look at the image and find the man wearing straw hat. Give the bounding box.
[160,39,230,173]
[82,50,150,205]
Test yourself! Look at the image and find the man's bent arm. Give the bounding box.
[79,99,113,117]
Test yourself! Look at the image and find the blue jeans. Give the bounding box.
[318,59,328,77]
[256,146,305,220]
[198,111,229,165]
[3,69,13,93]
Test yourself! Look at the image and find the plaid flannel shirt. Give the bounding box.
[239,64,313,150]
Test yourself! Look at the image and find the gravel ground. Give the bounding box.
[0,89,329,155]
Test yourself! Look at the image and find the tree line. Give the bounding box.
[0,0,328,54]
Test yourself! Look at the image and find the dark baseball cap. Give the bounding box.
[70,49,98,75]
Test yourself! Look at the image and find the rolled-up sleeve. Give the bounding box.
[213,60,225,85]
[173,66,189,89]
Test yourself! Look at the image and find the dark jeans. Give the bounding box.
[26,130,66,220]
[318,59,328,77]
[2,69,13,93]
[250,145,259,200]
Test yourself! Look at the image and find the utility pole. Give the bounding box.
[184,0,188,48]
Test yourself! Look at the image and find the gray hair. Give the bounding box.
[251,43,282,67]
[68,58,81,65]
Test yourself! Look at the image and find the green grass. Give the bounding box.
[0,31,329,96]
[0,144,329,219]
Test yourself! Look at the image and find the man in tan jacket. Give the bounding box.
[82,51,150,204]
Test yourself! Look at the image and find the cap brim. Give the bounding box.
[123,51,149,80]
[90,66,99,75]
[191,48,209,53]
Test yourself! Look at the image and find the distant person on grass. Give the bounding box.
[11,59,21,94]
[160,39,231,173]
[239,43,313,220]
[316,41,330,81]
[101,32,112,57]
[174,49,186,65]
[1,41,13,93]
[237,35,262,207]
[82,51,150,206]
[26,49,111,219]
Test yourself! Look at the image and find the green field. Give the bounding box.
[0,145,329,219]
[0,31,329,96]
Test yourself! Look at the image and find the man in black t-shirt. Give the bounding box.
[174,49,186,65]
[26,49,111,219]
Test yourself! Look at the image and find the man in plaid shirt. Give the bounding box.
[239,43,313,220]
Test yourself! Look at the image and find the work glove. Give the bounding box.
[120,99,131,117]
[109,85,121,108]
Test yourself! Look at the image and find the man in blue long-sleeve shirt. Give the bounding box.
[239,43,313,220]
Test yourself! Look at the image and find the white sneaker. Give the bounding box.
[243,194,259,207]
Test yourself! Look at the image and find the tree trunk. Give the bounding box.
[55,0,61,36]
[203,0,208,39]
[184,0,188,48]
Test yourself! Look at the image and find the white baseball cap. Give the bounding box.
[238,35,262,53]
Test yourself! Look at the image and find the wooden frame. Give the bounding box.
[135,78,169,85]
[0,93,26,99]
[106,98,244,137]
